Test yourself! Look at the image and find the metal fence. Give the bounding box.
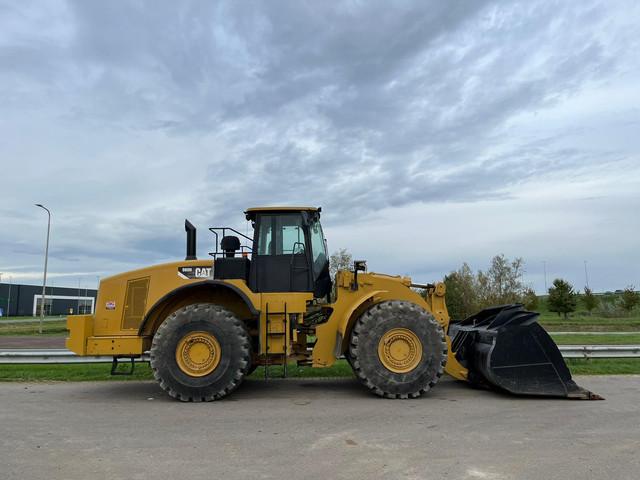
[0,349,149,364]
[1,346,639,364]
[557,345,640,358]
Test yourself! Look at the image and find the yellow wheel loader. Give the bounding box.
[66,206,600,401]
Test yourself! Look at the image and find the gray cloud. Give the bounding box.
[0,0,638,292]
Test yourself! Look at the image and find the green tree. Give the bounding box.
[329,249,352,279]
[443,263,478,320]
[522,287,538,311]
[547,278,577,319]
[582,286,598,314]
[443,255,533,319]
[621,286,640,313]
[476,254,526,307]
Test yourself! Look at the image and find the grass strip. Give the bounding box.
[539,315,640,332]
[564,358,640,375]
[0,363,154,381]
[542,324,640,332]
[0,321,67,336]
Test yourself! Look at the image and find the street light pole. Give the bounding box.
[7,276,11,318]
[542,261,548,293]
[35,204,51,334]
[95,275,100,314]
[584,260,590,289]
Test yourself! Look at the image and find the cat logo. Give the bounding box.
[178,265,212,280]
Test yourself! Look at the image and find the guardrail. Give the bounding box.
[550,331,638,335]
[1,346,639,364]
[0,317,67,324]
[558,345,640,358]
[0,349,150,364]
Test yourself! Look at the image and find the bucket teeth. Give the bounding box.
[449,304,603,400]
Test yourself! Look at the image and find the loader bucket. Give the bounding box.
[448,305,602,399]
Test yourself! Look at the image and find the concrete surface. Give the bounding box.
[0,376,638,480]
[0,336,66,348]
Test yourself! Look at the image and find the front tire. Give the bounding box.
[349,301,447,399]
[150,303,250,402]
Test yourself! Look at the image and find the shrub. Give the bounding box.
[582,287,598,314]
[443,254,531,320]
[476,255,526,307]
[548,278,577,319]
[523,287,538,310]
[443,263,478,320]
[621,286,640,313]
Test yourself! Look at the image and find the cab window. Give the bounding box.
[309,220,327,278]
[256,214,305,255]
[276,216,304,254]
[256,217,273,255]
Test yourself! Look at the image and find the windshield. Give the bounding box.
[309,220,328,279]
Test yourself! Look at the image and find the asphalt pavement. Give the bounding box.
[0,376,638,480]
[0,336,66,348]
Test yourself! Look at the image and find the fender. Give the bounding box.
[337,290,386,342]
[138,280,260,336]
[313,290,386,366]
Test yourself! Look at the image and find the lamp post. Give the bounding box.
[7,276,11,318]
[95,275,100,314]
[584,260,590,289]
[35,204,51,334]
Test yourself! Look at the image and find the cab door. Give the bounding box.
[248,213,313,293]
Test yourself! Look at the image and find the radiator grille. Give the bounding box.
[122,277,150,330]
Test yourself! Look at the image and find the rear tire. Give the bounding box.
[150,303,250,402]
[349,301,447,399]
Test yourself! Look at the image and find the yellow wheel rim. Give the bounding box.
[175,331,221,377]
[378,328,423,373]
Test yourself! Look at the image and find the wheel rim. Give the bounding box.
[175,331,221,377]
[378,328,423,373]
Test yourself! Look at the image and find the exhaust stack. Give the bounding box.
[185,219,197,260]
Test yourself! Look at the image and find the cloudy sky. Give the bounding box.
[1,0,639,293]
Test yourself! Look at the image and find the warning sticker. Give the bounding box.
[178,265,212,280]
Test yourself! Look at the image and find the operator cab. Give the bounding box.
[212,206,331,298]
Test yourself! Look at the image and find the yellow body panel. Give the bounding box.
[86,336,144,356]
[65,315,94,355]
[259,292,313,355]
[311,270,467,379]
[92,260,214,336]
[67,259,214,355]
[67,259,467,380]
